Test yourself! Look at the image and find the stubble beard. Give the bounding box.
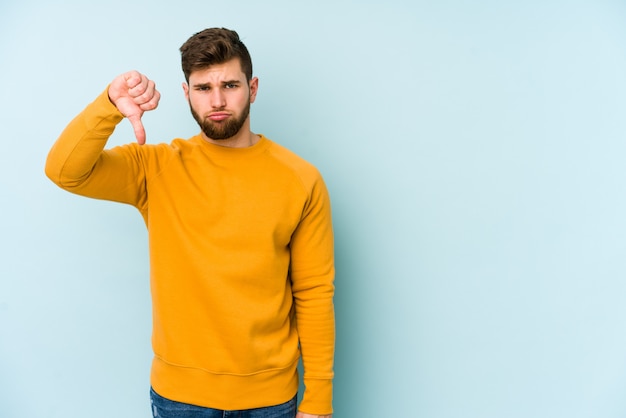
[190,101,251,141]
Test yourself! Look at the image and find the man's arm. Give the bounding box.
[290,174,336,417]
[45,71,160,201]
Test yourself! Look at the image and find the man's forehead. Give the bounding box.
[189,60,246,84]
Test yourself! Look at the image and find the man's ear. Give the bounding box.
[182,82,190,100]
[249,77,259,104]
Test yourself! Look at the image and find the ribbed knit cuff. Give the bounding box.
[299,378,333,415]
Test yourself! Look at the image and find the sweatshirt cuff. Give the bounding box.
[299,378,333,415]
[79,87,125,132]
[90,86,125,121]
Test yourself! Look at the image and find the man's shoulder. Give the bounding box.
[129,136,199,155]
[264,137,320,177]
[110,137,201,175]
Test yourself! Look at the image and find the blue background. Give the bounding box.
[1,1,626,417]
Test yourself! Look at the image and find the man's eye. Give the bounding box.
[225,83,237,89]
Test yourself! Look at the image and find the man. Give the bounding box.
[45,28,335,418]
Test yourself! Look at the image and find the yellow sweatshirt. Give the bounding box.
[45,90,335,415]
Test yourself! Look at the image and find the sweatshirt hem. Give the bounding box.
[150,355,300,411]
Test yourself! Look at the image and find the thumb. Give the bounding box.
[127,113,146,145]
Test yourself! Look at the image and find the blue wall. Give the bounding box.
[1,1,626,417]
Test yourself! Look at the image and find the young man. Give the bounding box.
[45,28,335,418]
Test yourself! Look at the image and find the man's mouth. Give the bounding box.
[208,112,230,121]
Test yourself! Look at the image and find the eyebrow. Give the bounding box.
[192,80,242,88]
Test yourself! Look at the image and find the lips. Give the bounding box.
[208,112,230,121]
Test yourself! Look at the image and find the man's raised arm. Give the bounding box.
[45,71,160,195]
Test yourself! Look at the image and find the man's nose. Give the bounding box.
[210,89,226,108]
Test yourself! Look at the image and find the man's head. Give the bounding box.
[180,28,258,144]
[180,28,253,83]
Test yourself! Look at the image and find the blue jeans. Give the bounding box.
[150,388,297,418]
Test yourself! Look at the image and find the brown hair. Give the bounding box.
[180,28,253,82]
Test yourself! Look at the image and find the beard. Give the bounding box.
[189,101,251,140]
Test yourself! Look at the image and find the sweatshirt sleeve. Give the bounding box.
[45,89,148,208]
[290,173,336,415]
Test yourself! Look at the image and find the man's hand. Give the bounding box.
[108,71,160,145]
[296,413,332,418]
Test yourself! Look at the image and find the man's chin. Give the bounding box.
[202,130,237,141]
[200,120,242,140]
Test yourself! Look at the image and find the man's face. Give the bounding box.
[183,58,258,141]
